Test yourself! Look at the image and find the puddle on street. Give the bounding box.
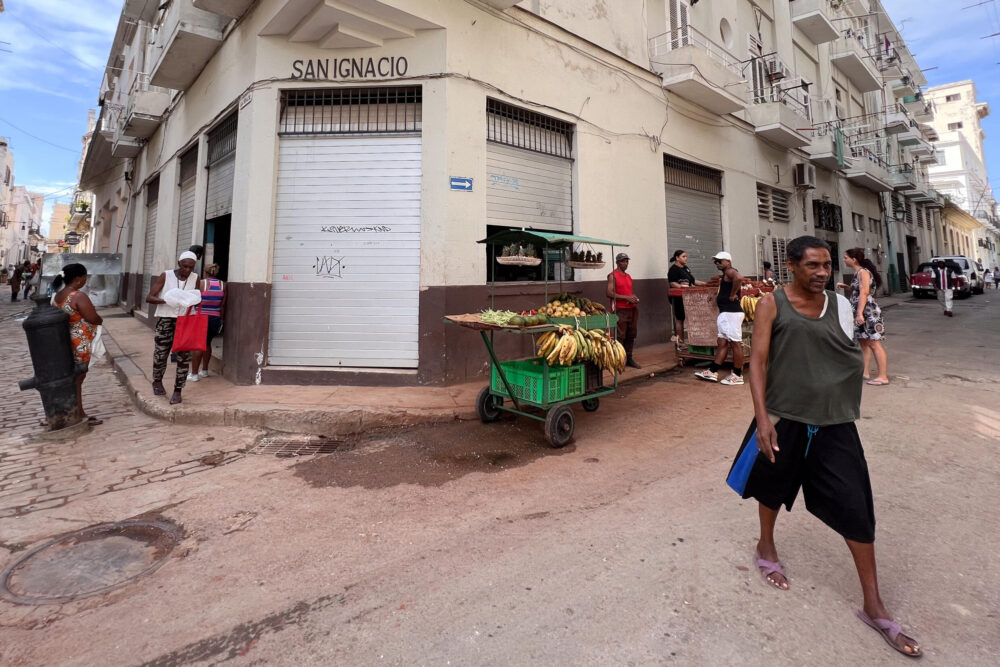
[293,418,577,489]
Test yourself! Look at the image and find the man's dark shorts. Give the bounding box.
[727,417,876,543]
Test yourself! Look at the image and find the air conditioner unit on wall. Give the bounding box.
[765,56,790,82]
[794,163,817,188]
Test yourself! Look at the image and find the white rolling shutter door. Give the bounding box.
[205,155,235,219]
[142,179,159,298]
[486,143,573,232]
[665,185,723,280]
[268,135,421,368]
[175,150,197,256]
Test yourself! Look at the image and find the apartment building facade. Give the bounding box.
[2,186,44,267]
[925,81,999,268]
[80,0,939,385]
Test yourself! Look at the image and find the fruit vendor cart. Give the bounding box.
[444,230,629,448]
[670,283,769,366]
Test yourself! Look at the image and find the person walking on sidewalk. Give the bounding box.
[607,252,641,369]
[52,263,103,425]
[188,264,226,382]
[932,259,956,317]
[839,248,888,386]
[147,251,201,404]
[667,249,707,343]
[694,251,745,385]
[725,235,921,658]
[9,262,23,302]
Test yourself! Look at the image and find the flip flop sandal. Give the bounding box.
[862,376,871,382]
[169,392,183,405]
[857,609,921,658]
[753,550,789,590]
[86,416,103,426]
[866,379,890,386]
[152,382,166,396]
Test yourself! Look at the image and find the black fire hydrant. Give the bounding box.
[18,295,89,431]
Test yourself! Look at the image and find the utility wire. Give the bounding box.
[0,116,80,153]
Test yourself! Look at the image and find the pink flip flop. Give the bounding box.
[866,379,889,386]
[857,609,921,658]
[753,550,788,590]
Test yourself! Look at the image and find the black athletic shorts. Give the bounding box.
[671,296,685,322]
[727,417,876,543]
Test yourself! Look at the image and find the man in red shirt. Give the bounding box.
[607,252,641,368]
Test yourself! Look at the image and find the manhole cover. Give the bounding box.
[251,434,342,457]
[0,519,181,605]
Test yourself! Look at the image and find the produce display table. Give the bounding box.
[670,286,759,366]
[445,230,628,448]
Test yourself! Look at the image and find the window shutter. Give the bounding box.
[772,190,790,223]
[757,184,771,218]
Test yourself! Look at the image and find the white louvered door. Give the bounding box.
[268,135,421,368]
[175,178,196,256]
[142,201,158,297]
[205,155,235,219]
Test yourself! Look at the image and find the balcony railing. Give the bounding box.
[649,25,743,77]
[753,84,812,122]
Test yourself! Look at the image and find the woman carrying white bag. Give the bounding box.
[145,251,201,405]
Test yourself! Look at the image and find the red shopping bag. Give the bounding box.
[171,305,208,353]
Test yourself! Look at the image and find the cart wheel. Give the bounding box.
[581,397,600,412]
[476,386,503,423]
[545,405,575,448]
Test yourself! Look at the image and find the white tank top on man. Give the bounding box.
[154,270,200,318]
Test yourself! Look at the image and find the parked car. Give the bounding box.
[910,263,937,298]
[925,256,975,298]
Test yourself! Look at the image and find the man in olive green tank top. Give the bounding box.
[725,236,921,658]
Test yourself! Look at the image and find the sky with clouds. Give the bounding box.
[0,0,998,237]
[0,0,120,234]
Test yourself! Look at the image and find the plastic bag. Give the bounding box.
[162,288,202,309]
[90,325,107,365]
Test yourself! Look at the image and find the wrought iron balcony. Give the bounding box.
[649,26,748,115]
[748,73,813,149]
[829,32,881,92]
[807,124,852,170]
[844,146,893,192]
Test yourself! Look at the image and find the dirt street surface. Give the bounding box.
[1,294,998,665]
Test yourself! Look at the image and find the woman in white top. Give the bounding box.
[146,251,201,404]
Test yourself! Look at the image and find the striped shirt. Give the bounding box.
[200,278,224,316]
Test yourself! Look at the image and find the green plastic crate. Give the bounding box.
[491,358,586,405]
[688,345,715,355]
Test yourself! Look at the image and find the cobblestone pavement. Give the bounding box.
[0,299,259,524]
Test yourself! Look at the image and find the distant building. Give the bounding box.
[926,81,999,267]
[2,186,43,265]
[46,203,71,254]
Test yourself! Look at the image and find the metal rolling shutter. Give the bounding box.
[205,113,237,219]
[664,156,723,280]
[175,149,197,256]
[486,144,573,232]
[142,177,159,298]
[268,135,421,368]
[486,99,574,233]
[665,185,724,280]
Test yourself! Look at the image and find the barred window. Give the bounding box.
[487,99,573,158]
[757,184,791,223]
[279,87,422,136]
[665,155,722,194]
[208,112,238,164]
[916,206,924,228]
[146,176,159,206]
[771,237,791,284]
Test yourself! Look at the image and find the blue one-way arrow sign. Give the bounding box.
[450,177,473,191]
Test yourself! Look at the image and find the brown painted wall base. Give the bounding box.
[122,277,671,387]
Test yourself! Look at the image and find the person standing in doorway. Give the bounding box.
[694,251,745,385]
[839,248,888,386]
[147,251,201,404]
[725,235,920,658]
[667,249,707,343]
[607,252,641,368]
[189,264,226,382]
[931,259,956,316]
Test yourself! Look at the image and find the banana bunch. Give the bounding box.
[740,295,760,321]
[535,326,626,373]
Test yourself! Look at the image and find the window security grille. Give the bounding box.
[279,87,422,136]
[179,148,198,183]
[853,212,865,232]
[904,200,913,226]
[813,200,843,232]
[146,177,159,205]
[757,184,791,223]
[486,99,573,159]
[916,206,924,228]
[208,112,238,164]
[664,155,722,195]
[771,237,791,284]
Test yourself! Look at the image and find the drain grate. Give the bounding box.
[0,519,181,605]
[250,434,342,457]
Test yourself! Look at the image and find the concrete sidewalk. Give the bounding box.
[100,309,679,436]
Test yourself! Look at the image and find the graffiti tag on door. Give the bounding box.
[314,256,346,279]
